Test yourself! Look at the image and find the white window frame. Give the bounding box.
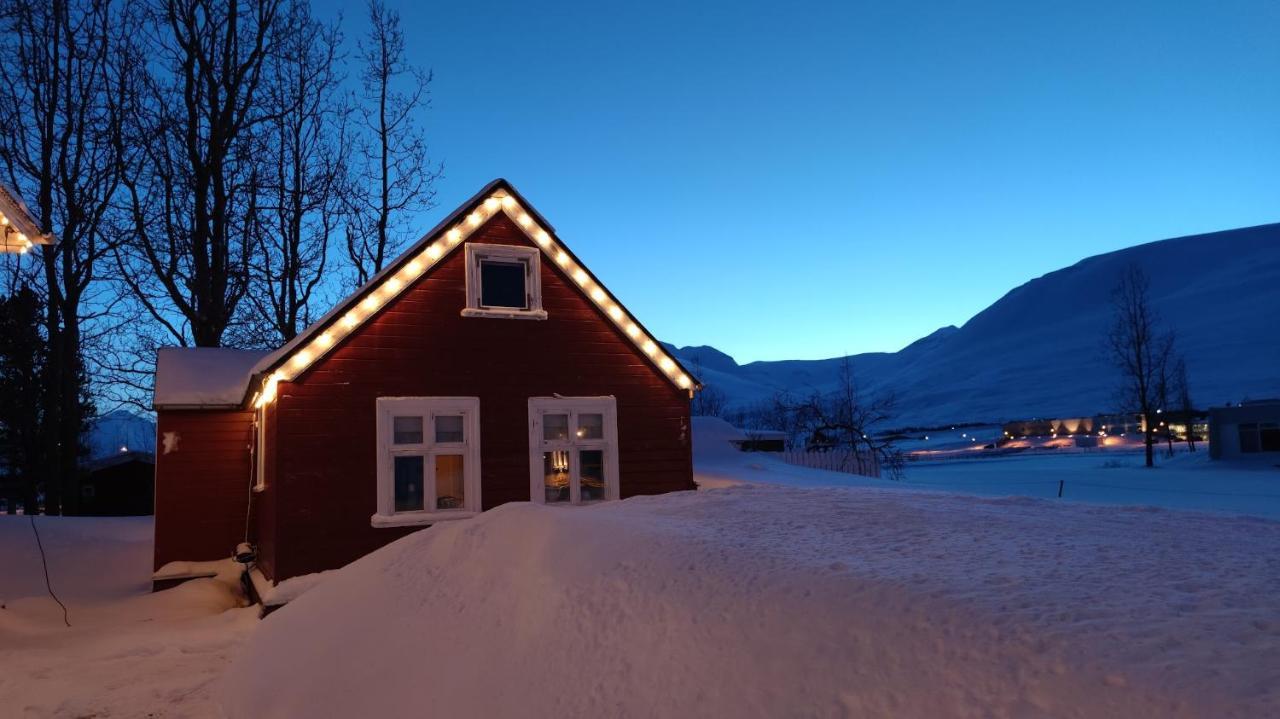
[253,404,267,492]
[461,243,547,320]
[528,396,620,505]
[373,397,482,527]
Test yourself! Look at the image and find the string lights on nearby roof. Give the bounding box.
[254,188,697,408]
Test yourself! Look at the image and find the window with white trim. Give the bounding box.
[374,397,481,527]
[529,397,619,504]
[462,244,546,320]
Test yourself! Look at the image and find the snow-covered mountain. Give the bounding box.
[671,223,1280,427]
[87,409,156,459]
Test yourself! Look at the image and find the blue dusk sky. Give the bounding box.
[324,0,1280,363]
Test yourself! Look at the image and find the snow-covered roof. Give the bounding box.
[153,347,272,409]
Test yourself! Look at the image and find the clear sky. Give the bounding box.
[325,0,1280,363]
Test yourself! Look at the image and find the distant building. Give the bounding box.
[1209,400,1280,460]
[75,451,155,516]
[736,429,786,453]
[0,182,56,254]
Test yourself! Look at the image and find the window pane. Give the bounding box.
[580,450,605,502]
[1261,425,1280,453]
[577,413,604,440]
[435,455,466,509]
[394,456,424,512]
[543,451,570,503]
[435,415,464,443]
[393,416,423,444]
[480,261,527,309]
[1240,425,1261,453]
[543,413,569,441]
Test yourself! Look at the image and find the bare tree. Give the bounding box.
[798,357,903,478]
[117,0,283,348]
[344,0,441,284]
[248,0,347,342]
[1106,264,1175,468]
[1173,356,1196,452]
[687,356,728,417]
[0,0,134,511]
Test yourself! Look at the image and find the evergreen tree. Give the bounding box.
[0,287,48,511]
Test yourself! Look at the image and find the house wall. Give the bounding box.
[267,213,693,581]
[252,401,281,580]
[153,409,254,570]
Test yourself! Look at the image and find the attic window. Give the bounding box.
[462,244,546,320]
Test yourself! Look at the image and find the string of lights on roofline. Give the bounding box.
[254,190,696,408]
[0,210,36,253]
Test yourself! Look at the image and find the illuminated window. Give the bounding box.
[374,397,481,527]
[462,244,546,319]
[528,397,619,504]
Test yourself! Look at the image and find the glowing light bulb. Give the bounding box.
[0,214,8,225]
[556,251,570,267]
[573,269,588,285]
[484,197,500,213]
[517,213,533,228]
[426,244,442,260]
[467,212,482,227]
[608,305,623,321]
[660,357,676,372]
[500,195,516,209]
[642,340,657,356]
[677,374,692,389]
[362,294,379,312]
[317,332,334,348]
[406,259,423,275]
[626,323,640,338]
[342,312,359,329]
[448,228,462,243]
[590,287,606,302]
[536,230,551,247]
[293,350,311,368]
[386,276,403,293]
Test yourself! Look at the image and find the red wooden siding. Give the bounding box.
[267,213,693,581]
[153,409,254,570]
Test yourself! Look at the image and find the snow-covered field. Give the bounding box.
[0,516,256,718]
[3,419,1279,717]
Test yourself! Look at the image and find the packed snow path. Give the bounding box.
[224,485,1280,718]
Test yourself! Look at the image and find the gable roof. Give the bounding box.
[155,179,700,410]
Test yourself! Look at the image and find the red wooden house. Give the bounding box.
[151,180,699,598]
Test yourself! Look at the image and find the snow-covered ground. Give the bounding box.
[696,418,1280,519]
[0,516,257,718]
[4,419,1279,717]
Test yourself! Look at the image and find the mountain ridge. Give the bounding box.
[671,222,1280,427]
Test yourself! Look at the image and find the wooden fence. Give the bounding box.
[781,449,881,479]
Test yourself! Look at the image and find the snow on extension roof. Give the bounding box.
[153,347,272,409]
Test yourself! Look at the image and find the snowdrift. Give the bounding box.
[220,486,1280,718]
